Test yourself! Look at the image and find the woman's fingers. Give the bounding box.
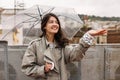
[95,29,107,35]
[88,29,107,36]
[44,62,52,72]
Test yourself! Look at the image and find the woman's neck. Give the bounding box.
[46,33,54,43]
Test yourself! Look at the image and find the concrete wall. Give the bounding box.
[0,43,120,80]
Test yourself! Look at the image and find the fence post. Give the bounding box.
[0,40,9,80]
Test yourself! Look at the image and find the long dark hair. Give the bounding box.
[40,13,69,47]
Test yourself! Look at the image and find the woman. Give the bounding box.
[21,13,106,80]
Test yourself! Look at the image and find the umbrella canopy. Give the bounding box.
[1,5,83,44]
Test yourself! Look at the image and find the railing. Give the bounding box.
[0,41,120,80]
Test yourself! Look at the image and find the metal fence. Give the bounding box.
[0,41,120,80]
[81,44,120,80]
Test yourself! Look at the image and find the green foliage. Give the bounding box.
[78,14,120,21]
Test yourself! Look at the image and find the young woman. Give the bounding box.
[21,13,106,80]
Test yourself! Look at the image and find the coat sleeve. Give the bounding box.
[21,41,46,78]
[64,32,94,63]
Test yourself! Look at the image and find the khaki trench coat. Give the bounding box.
[21,37,90,80]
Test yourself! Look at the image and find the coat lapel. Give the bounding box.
[41,37,59,73]
[44,48,59,73]
[44,48,54,62]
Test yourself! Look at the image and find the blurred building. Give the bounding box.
[0,8,24,45]
[107,29,120,43]
[0,7,120,45]
[71,21,120,44]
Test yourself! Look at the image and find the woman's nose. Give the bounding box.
[53,22,58,25]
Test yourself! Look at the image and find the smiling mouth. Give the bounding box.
[51,26,58,30]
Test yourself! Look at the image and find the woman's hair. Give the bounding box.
[40,13,69,47]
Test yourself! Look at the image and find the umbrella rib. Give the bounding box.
[23,19,39,23]
[37,5,42,20]
[42,7,55,14]
[57,15,83,24]
[1,29,13,40]
[24,20,40,37]
[15,14,40,25]
[24,13,39,20]
[11,19,39,29]
[1,23,24,39]
[1,21,40,40]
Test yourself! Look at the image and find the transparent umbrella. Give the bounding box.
[1,5,83,44]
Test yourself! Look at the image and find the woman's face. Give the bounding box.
[45,16,59,35]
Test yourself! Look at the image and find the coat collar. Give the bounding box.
[41,36,60,49]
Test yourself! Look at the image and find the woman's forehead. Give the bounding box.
[49,16,57,20]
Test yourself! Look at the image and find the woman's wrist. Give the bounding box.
[82,32,95,45]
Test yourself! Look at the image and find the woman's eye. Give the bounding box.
[55,21,58,24]
[48,20,53,23]
[48,20,58,24]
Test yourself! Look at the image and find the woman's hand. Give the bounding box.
[44,62,52,72]
[87,29,107,36]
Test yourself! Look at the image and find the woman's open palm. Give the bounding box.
[88,29,107,36]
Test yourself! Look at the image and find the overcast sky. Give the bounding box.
[0,0,120,17]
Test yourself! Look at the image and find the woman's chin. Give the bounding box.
[51,30,58,34]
